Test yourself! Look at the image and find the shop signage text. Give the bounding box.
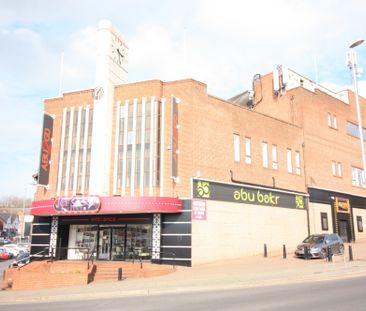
[193,179,305,210]
[192,199,207,220]
[38,114,54,186]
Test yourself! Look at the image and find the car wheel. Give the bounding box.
[321,249,327,259]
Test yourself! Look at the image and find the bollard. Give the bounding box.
[349,245,354,261]
[304,246,309,260]
[264,244,268,258]
[327,246,332,262]
[283,244,287,259]
[118,267,123,281]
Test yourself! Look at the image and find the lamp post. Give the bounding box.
[348,39,366,181]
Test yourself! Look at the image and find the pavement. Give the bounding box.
[1,241,366,305]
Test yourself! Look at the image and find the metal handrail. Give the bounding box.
[87,246,97,269]
[51,246,92,261]
[151,250,176,269]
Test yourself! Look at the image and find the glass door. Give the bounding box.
[98,228,111,260]
[339,220,350,242]
[112,227,126,260]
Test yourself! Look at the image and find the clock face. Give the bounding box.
[93,86,104,100]
[111,34,127,67]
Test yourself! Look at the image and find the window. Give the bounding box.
[245,137,251,164]
[295,151,301,175]
[321,213,329,231]
[59,107,93,194]
[333,115,338,129]
[332,161,343,177]
[327,113,332,127]
[272,144,278,170]
[287,148,293,173]
[337,162,342,177]
[331,161,337,176]
[262,142,268,168]
[352,166,366,188]
[347,121,366,140]
[234,134,240,162]
[357,216,363,232]
[328,113,338,129]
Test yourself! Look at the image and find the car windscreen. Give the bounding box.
[303,235,324,244]
[15,253,29,260]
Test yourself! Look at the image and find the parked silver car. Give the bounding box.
[295,234,344,259]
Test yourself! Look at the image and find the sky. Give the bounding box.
[1,0,366,199]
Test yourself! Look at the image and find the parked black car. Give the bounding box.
[295,234,344,259]
[12,251,30,267]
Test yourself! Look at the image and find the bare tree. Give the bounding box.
[0,196,32,212]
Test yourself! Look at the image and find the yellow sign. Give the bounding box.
[335,197,350,214]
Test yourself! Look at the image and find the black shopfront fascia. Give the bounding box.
[308,188,366,209]
[308,188,366,242]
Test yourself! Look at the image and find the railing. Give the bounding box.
[151,251,176,269]
[15,246,176,270]
[87,246,97,269]
[13,246,96,269]
[51,246,93,261]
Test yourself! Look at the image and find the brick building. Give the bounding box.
[30,21,366,266]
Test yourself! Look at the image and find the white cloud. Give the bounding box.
[61,26,97,91]
[1,0,366,197]
[128,24,186,82]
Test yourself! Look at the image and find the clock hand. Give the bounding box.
[117,48,124,64]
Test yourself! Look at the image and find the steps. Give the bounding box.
[92,261,176,281]
[93,262,133,281]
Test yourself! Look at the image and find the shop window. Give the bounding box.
[357,216,363,232]
[321,213,329,231]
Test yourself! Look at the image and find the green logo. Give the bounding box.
[295,195,304,209]
[197,181,210,198]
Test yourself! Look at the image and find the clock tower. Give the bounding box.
[89,20,129,195]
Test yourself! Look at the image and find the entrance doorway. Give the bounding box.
[68,224,152,261]
[339,219,350,243]
[97,225,152,260]
[98,227,126,260]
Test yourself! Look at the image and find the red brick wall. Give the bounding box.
[36,75,366,201]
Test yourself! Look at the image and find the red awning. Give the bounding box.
[31,196,182,216]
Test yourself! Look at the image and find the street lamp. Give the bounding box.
[348,39,366,182]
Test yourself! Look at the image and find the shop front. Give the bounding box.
[58,215,153,261]
[30,196,182,262]
[191,179,308,263]
[308,188,366,242]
